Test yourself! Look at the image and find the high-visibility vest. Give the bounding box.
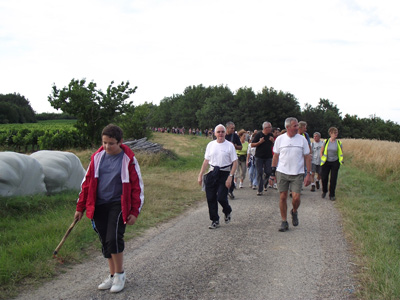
[320,139,343,165]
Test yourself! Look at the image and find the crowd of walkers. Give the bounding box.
[197,119,344,232]
[152,127,215,138]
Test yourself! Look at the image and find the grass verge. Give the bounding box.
[0,132,209,300]
[337,165,400,300]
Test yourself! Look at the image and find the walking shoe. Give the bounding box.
[279,221,289,232]
[228,192,235,199]
[316,180,320,189]
[322,192,326,199]
[311,184,316,192]
[110,272,126,293]
[257,191,263,196]
[291,209,299,226]
[252,185,257,190]
[209,221,220,229]
[224,212,232,224]
[273,183,277,189]
[330,196,336,201]
[239,182,243,188]
[98,275,114,290]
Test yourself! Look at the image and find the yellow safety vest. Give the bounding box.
[320,139,343,165]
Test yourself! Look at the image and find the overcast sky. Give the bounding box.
[1,0,400,124]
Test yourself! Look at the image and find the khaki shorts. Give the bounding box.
[276,171,304,194]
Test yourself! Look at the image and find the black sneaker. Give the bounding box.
[291,209,299,226]
[316,180,320,189]
[330,196,336,201]
[279,221,289,232]
[228,192,235,199]
[224,212,232,224]
[322,192,326,199]
[209,221,220,229]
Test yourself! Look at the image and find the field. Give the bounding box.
[337,139,400,299]
[0,130,399,299]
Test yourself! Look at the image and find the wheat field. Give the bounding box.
[342,138,400,180]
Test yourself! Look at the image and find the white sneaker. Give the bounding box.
[98,275,113,290]
[110,272,126,293]
[239,182,243,188]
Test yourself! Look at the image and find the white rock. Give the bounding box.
[30,150,86,194]
[0,152,47,196]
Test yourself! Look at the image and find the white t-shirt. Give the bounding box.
[273,133,310,175]
[205,140,237,168]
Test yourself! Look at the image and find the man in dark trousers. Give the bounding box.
[225,121,242,199]
[251,121,274,196]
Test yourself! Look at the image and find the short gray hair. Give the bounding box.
[313,132,321,137]
[284,117,298,129]
[214,124,226,133]
[226,121,235,128]
[262,121,271,129]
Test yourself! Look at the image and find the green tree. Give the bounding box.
[255,87,301,130]
[117,103,154,139]
[195,85,234,129]
[301,99,342,138]
[0,93,36,123]
[48,79,137,145]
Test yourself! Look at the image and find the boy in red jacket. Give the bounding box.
[74,124,144,293]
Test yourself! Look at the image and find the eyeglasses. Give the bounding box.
[216,131,225,133]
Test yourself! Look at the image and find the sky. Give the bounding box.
[1,0,400,124]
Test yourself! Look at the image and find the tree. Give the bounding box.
[0,93,36,123]
[255,87,301,130]
[48,79,137,145]
[301,99,342,138]
[117,103,154,139]
[195,85,234,129]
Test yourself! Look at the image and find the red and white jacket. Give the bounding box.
[76,144,144,224]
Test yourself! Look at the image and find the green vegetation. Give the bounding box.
[0,93,36,124]
[146,84,400,141]
[0,120,89,151]
[48,79,137,145]
[337,166,400,300]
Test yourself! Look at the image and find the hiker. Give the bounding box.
[270,117,311,232]
[198,124,238,229]
[320,127,343,201]
[74,124,144,293]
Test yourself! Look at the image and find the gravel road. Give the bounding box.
[16,181,357,300]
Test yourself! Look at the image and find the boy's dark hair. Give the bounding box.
[102,124,123,142]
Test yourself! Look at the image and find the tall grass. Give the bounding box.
[342,138,400,181]
[337,139,400,300]
[0,132,209,300]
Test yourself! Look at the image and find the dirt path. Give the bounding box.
[16,180,357,300]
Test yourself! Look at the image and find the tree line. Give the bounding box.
[144,84,400,142]
[2,81,400,144]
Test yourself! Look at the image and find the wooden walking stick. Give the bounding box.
[53,218,79,260]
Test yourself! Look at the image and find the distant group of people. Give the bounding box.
[198,118,344,232]
[152,127,215,138]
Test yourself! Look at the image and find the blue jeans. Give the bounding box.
[248,162,258,186]
[255,157,272,193]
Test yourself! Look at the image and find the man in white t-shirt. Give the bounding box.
[198,124,238,229]
[270,117,311,232]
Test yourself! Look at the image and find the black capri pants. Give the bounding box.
[92,201,126,258]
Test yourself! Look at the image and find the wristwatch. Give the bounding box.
[308,171,312,174]
[229,174,233,177]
